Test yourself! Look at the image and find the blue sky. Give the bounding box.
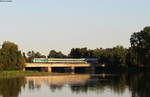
[0,0,150,54]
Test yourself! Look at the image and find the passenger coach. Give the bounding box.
[32,58,98,64]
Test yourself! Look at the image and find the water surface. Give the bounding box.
[0,73,149,97]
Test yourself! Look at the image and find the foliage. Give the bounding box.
[68,26,150,68]
[130,26,150,67]
[27,51,46,62]
[69,48,95,58]
[48,50,66,58]
[0,41,25,70]
[69,46,127,68]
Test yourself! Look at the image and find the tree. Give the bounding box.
[69,47,94,58]
[130,26,150,67]
[90,46,127,68]
[69,48,81,58]
[22,52,27,62]
[27,51,46,62]
[112,46,127,67]
[0,41,25,70]
[48,50,66,58]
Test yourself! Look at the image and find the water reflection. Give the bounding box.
[25,74,90,92]
[69,74,128,95]
[0,73,149,97]
[0,77,26,97]
[127,73,150,97]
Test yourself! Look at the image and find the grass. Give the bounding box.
[0,70,56,78]
[0,70,71,78]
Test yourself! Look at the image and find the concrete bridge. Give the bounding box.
[25,63,92,72]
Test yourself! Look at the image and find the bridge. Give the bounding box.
[25,63,92,72]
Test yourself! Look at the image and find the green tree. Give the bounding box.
[112,46,127,67]
[0,41,25,70]
[91,46,127,68]
[69,47,95,58]
[69,48,81,58]
[130,26,150,67]
[27,51,46,62]
[48,50,66,58]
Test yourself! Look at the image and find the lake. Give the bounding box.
[0,72,149,97]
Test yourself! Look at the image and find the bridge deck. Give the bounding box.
[25,63,91,68]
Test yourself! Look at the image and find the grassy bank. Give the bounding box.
[0,70,59,78]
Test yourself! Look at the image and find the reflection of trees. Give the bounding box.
[28,80,41,90]
[69,74,127,94]
[22,73,150,97]
[110,74,127,94]
[127,73,150,97]
[0,77,26,97]
[49,84,63,92]
[1,73,150,97]
[68,73,150,97]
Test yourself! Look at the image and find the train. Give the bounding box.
[32,58,98,64]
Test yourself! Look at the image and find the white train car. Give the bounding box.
[32,58,97,64]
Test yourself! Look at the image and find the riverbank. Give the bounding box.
[0,70,63,78]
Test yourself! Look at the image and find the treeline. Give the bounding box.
[69,46,127,68]
[25,44,128,68]
[26,26,150,69]
[0,26,149,70]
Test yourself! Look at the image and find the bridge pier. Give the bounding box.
[47,67,52,72]
[71,66,75,71]
[71,66,75,74]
